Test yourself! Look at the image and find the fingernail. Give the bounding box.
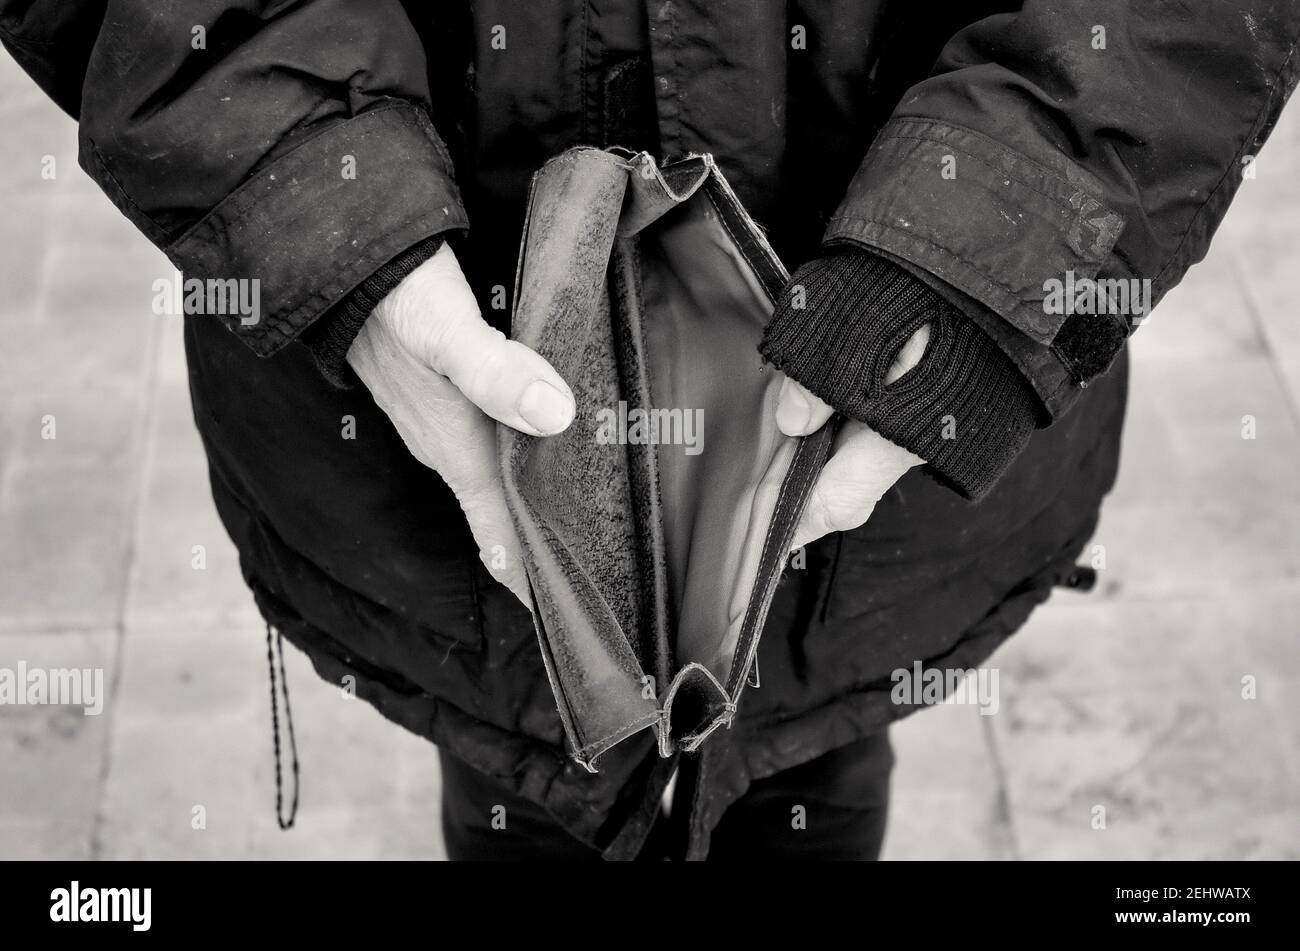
[518,380,574,434]
[777,379,811,433]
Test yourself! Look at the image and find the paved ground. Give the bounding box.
[2,52,1298,860]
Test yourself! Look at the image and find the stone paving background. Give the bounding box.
[2,52,1298,860]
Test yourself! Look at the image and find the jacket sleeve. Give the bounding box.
[0,0,468,356]
[822,0,1300,419]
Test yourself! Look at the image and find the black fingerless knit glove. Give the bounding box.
[760,248,1042,500]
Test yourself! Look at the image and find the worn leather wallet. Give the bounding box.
[500,147,839,770]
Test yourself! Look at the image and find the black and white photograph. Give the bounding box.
[0,0,1297,922]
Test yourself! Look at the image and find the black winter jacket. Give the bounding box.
[3,0,1296,858]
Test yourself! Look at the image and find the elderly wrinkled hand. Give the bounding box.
[775,323,930,551]
[347,242,574,605]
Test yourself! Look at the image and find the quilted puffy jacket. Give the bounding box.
[3,0,1295,858]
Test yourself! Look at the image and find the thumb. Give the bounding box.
[388,244,577,437]
[776,377,835,436]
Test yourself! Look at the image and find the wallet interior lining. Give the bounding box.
[638,195,796,688]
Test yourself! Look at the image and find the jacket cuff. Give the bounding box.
[300,234,447,387]
[161,101,469,356]
[760,249,1042,500]
[824,117,1132,415]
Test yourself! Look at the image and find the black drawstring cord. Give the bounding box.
[265,623,300,829]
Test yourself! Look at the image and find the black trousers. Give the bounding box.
[438,730,894,861]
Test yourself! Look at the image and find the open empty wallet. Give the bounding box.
[500,147,840,771]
